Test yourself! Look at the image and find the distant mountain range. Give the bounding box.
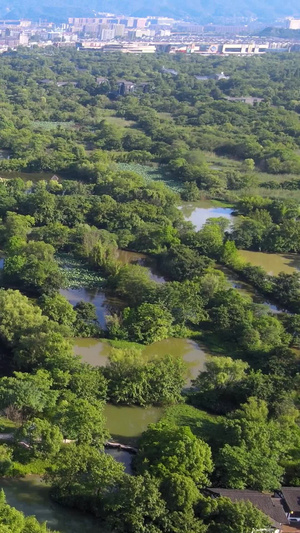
[1,0,300,23]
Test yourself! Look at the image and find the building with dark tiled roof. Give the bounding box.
[278,488,300,526]
[206,488,289,532]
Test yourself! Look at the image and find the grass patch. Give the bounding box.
[210,198,234,208]
[238,186,300,201]
[157,112,174,121]
[31,121,75,131]
[106,338,144,351]
[203,151,243,171]
[101,109,136,128]
[8,458,52,477]
[161,404,225,448]
[0,417,18,433]
[56,254,104,290]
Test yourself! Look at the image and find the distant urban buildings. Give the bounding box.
[0,14,299,55]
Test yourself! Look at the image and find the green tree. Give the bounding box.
[112,264,157,307]
[39,294,76,329]
[46,443,124,502]
[216,398,286,490]
[14,330,74,371]
[156,281,206,326]
[0,445,13,476]
[4,242,65,294]
[17,418,63,458]
[3,212,35,242]
[136,423,213,486]
[73,301,100,337]
[0,289,46,345]
[196,222,225,258]
[201,495,271,533]
[0,370,58,421]
[160,473,199,512]
[104,473,167,533]
[159,245,212,282]
[69,364,108,402]
[54,397,107,446]
[121,303,174,344]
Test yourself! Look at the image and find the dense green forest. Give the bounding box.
[0,48,298,532]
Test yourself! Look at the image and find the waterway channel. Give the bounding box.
[0,476,101,533]
[218,265,282,313]
[2,186,297,530]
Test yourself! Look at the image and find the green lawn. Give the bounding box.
[160,404,225,448]
[203,151,243,171]
[101,109,136,128]
[0,416,18,433]
[31,121,75,130]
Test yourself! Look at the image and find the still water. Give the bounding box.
[0,476,101,533]
[74,336,208,442]
[239,250,300,276]
[104,404,163,442]
[74,337,208,385]
[219,265,282,313]
[0,170,57,182]
[60,251,165,329]
[179,200,234,231]
[59,287,117,329]
[116,249,165,283]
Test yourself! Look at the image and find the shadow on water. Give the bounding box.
[105,448,133,474]
[0,477,101,533]
[60,287,123,330]
[116,249,166,284]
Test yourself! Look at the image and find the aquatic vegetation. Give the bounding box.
[117,162,182,192]
[56,254,104,289]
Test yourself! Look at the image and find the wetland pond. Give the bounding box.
[74,337,209,441]
[239,250,300,276]
[179,200,234,231]
[60,250,165,329]
[0,338,210,530]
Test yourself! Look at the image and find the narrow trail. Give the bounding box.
[0,433,137,453]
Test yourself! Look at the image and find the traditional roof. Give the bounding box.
[56,81,78,87]
[281,488,300,513]
[207,488,288,528]
[161,67,178,76]
[117,79,134,85]
[96,76,108,84]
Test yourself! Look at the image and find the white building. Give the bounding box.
[287,18,300,30]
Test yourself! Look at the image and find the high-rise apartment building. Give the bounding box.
[287,18,300,29]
